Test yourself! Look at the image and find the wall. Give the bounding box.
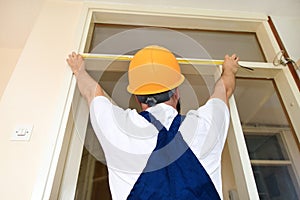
[272,16,300,60]
[0,1,84,199]
[0,48,22,99]
[0,0,299,199]
[0,0,45,99]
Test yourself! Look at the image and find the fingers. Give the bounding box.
[66,52,83,63]
[225,54,239,61]
[223,54,240,75]
[66,54,72,64]
[232,54,239,61]
[67,52,81,58]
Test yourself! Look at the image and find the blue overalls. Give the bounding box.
[127,111,221,200]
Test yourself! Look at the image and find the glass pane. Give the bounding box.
[234,78,300,199]
[88,24,266,62]
[91,161,111,200]
[234,78,289,127]
[252,165,299,200]
[244,134,288,160]
[75,147,112,200]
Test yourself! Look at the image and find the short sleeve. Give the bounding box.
[198,98,229,157]
[89,96,157,155]
[183,98,230,160]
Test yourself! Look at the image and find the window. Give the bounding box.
[88,24,266,62]
[244,131,300,199]
[234,78,300,199]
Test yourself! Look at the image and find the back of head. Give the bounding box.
[127,45,185,107]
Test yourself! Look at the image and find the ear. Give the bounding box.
[134,95,141,104]
[174,88,180,100]
[135,95,149,111]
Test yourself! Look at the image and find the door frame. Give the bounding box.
[44,3,300,200]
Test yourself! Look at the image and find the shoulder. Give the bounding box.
[199,98,228,112]
[185,98,229,121]
[90,96,134,122]
[90,96,156,137]
[90,96,113,112]
[181,98,230,161]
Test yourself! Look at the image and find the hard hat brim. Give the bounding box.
[127,74,185,95]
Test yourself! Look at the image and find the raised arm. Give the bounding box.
[67,52,104,106]
[210,54,239,106]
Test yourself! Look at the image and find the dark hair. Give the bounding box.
[176,98,181,114]
[136,89,175,107]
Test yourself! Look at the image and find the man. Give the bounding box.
[67,45,239,200]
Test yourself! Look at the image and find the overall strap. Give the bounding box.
[139,111,165,132]
[139,111,184,150]
[127,110,221,200]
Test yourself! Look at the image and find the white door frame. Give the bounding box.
[42,3,300,200]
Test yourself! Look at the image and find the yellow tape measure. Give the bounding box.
[81,53,253,71]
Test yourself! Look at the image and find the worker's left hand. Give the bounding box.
[67,52,85,76]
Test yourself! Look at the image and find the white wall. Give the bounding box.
[272,16,300,60]
[0,48,22,99]
[0,0,299,199]
[0,1,84,199]
[0,0,45,99]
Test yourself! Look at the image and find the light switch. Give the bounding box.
[11,125,33,141]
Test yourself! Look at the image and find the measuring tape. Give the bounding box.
[82,53,223,65]
[81,53,253,70]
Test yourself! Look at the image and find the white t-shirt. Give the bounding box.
[90,96,229,200]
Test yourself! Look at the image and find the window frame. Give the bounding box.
[243,126,300,198]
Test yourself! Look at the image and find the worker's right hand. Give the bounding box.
[222,54,239,76]
[67,52,85,76]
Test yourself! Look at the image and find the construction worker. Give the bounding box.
[67,45,239,200]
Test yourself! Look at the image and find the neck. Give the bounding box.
[138,88,180,111]
[141,98,178,111]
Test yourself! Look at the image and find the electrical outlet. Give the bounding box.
[11,125,33,141]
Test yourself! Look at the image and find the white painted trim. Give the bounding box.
[30,67,76,200]
[227,96,260,200]
[250,160,292,165]
[87,6,266,33]
[256,21,282,62]
[274,67,300,144]
[58,92,90,200]
[282,130,300,197]
[30,5,90,200]
[243,126,290,132]
[85,2,268,21]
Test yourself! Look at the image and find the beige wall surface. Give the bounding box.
[0,0,83,199]
[0,0,45,99]
[272,16,300,60]
[0,48,22,99]
[0,0,299,199]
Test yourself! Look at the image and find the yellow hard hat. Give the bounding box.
[127,45,185,95]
